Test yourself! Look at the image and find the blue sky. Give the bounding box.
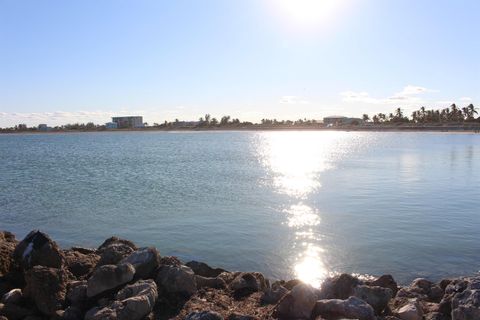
[1,0,479,126]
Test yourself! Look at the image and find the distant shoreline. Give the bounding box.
[2,124,480,134]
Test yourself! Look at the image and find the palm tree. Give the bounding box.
[362,114,370,122]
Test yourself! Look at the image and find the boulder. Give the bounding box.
[63,306,83,320]
[229,272,267,298]
[260,283,289,304]
[86,263,135,298]
[353,284,392,314]
[195,275,227,289]
[367,274,398,296]
[63,249,100,279]
[1,288,22,305]
[273,283,317,319]
[120,247,159,279]
[86,280,158,320]
[0,231,17,277]
[318,273,361,299]
[185,261,227,278]
[395,299,423,320]
[312,296,375,320]
[0,302,35,320]
[24,266,71,316]
[185,311,224,320]
[155,264,197,298]
[96,237,137,266]
[66,280,87,306]
[13,230,64,270]
[451,288,480,320]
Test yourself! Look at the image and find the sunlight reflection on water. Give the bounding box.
[256,131,363,287]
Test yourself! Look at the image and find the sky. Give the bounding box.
[0,0,479,127]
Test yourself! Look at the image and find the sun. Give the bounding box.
[269,0,348,30]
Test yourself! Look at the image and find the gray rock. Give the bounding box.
[195,275,226,289]
[24,266,70,316]
[120,247,159,279]
[86,263,135,298]
[229,272,266,297]
[156,264,197,298]
[85,280,158,320]
[260,283,289,304]
[273,283,317,319]
[353,284,392,314]
[0,302,35,320]
[66,280,87,306]
[13,230,64,270]
[186,261,227,278]
[367,274,398,296]
[227,313,257,320]
[395,299,423,320]
[62,306,83,320]
[313,296,375,320]
[97,237,137,266]
[451,289,480,320]
[185,311,224,320]
[318,273,361,299]
[1,288,22,305]
[63,249,100,279]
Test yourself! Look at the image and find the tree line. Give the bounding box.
[363,104,478,124]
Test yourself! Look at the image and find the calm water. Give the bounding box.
[1,131,479,285]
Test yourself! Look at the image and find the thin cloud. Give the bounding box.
[279,96,310,104]
[341,85,435,106]
[460,97,472,102]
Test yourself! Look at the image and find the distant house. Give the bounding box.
[38,124,52,131]
[323,116,363,126]
[105,122,118,129]
[111,116,144,128]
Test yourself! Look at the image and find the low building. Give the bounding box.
[323,116,364,126]
[105,122,118,129]
[111,116,144,128]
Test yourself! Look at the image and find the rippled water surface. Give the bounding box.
[1,131,479,285]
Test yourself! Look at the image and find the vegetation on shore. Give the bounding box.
[1,104,479,133]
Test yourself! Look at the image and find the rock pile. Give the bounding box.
[0,229,479,320]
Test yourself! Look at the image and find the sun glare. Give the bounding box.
[270,0,348,30]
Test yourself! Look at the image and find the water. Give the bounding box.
[1,131,479,285]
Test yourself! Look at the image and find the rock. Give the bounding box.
[13,230,64,270]
[96,237,137,266]
[185,261,227,278]
[227,313,257,320]
[66,281,87,306]
[312,296,375,320]
[85,280,158,320]
[0,302,35,320]
[260,283,289,304]
[185,311,224,320]
[24,266,71,316]
[159,255,182,266]
[425,312,449,320]
[0,231,17,277]
[318,273,361,299]
[195,275,226,289]
[353,284,392,314]
[63,306,83,320]
[451,288,480,320]
[63,249,100,279]
[229,272,266,298]
[368,274,398,296]
[395,299,423,320]
[86,263,135,298]
[155,264,197,298]
[120,247,159,279]
[273,283,317,319]
[1,288,22,305]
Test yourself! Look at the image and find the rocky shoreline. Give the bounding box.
[1,230,478,320]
